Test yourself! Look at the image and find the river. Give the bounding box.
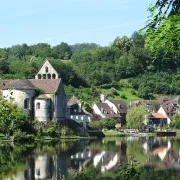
[1,136,180,179]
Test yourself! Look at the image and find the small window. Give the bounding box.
[36,169,40,176]
[47,74,51,79]
[52,74,56,79]
[24,99,29,109]
[38,74,41,79]
[76,116,78,119]
[36,102,40,109]
[43,74,46,79]
[45,66,48,73]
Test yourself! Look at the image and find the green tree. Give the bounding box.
[31,43,51,58]
[143,0,180,56]
[0,59,9,74]
[102,118,116,129]
[113,36,133,52]
[170,114,180,129]
[52,42,72,60]
[131,31,145,48]
[126,106,148,129]
[88,120,102,130]
[0,100,26,136]
[9,44,26,60]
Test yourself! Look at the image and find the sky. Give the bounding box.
[0,0,155,47]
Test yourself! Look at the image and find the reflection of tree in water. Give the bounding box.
[127,141,148,164]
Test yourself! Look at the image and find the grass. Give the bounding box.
[102,130,128,136]
[101,88,142,102]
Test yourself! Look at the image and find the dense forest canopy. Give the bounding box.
[0,0,179,102]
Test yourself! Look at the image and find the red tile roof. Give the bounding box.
[151,113,166,119]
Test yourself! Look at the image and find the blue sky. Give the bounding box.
[0,0,154,47]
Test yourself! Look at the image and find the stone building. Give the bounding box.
[35,60,60,79]
[0,60,67,121]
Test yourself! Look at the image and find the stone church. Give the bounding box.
[0,60,67,122]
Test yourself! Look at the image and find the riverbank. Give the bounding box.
[1,130,180,142]
[0,135,95,142]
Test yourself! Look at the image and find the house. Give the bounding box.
[0,60,67,122]
[104,99,128,125]
[67,96,91,128]
[157,96,180,124]
[149,112,167,127]
[92,95,128,125]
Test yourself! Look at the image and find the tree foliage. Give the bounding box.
[126,106,148,129]
[143,0,180,56]
[0,100,26,136]
[170,114,180,129]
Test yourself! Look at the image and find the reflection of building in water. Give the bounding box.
[54,156,69,180]
[143,138,180,169]
[93,142,127,172]
[152,141,171,161]
[35,155,54,180]
[70,147,92,171]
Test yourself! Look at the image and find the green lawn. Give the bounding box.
[101,88,142,102]
[102,130,128,136]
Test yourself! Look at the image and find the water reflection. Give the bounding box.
[1,137,180,179]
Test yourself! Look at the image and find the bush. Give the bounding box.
[121,94,127,99]
[46,127,57,137]
[131,89,137,95]
[88,120,102,130]
[14,131,35,142]
[110,87,119,96]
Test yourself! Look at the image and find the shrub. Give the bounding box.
[14,131,35,142]
[131,89,136,95]
[110,87,119,96]
[121,94,127,99]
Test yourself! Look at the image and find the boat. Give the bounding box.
[156,131,176,136]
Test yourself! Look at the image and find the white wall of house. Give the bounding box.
[158,106,171,124]
[92,104,106,118]
[105,100,118,114]
[2,89,35,118]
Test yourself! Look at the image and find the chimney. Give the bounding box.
[100,94,108,102]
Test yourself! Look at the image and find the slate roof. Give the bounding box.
[108,100,128,113]
[68,96,80,107]
[95,102,121,118]
[141,100,159,105]
[0,79,61,94]
[0,79,35,90]
[172,95,180,105]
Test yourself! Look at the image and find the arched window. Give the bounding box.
[45,66,48,73]
[47,74,51,79]
[24,98,29,109]
[38,74,41,79]
[52,74,56,79]
[43,74,46,79]
[36,102,40,109]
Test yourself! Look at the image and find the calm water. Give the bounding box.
[1,136,180,180]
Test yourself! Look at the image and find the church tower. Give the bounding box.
[35,60,60,79]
